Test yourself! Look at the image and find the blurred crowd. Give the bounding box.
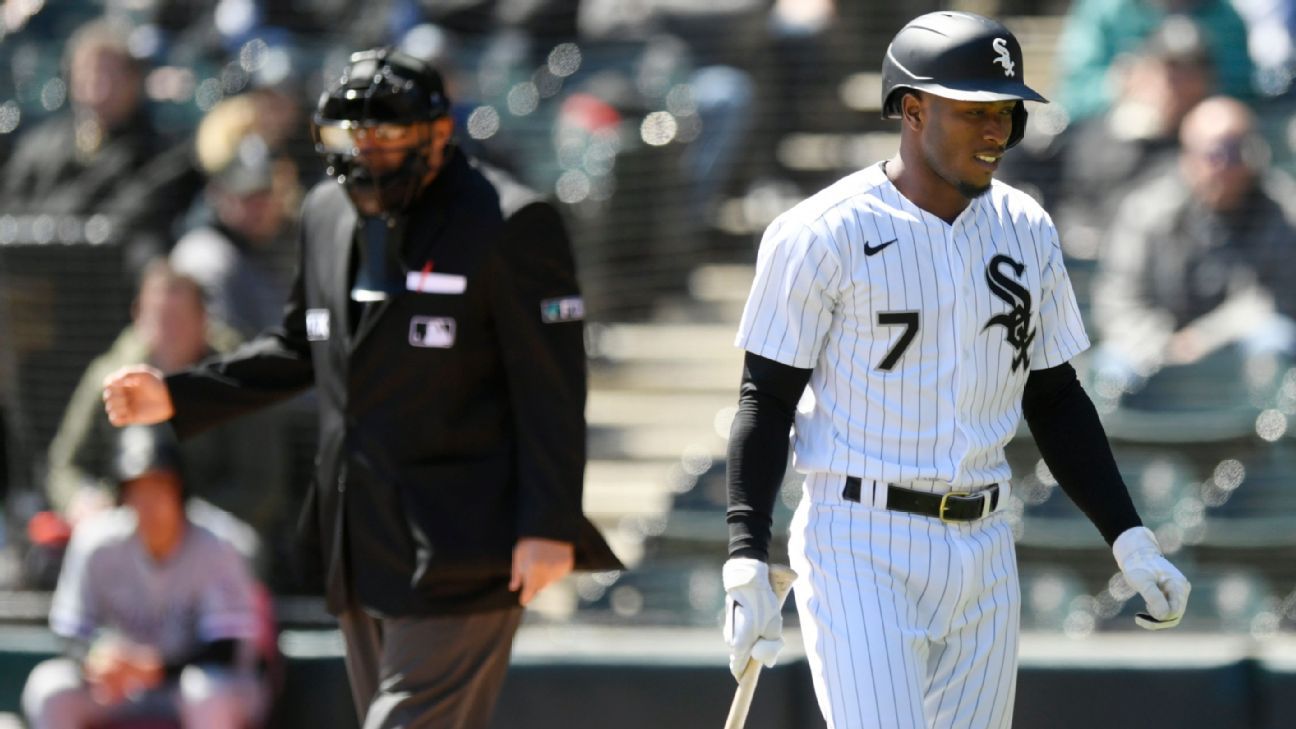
[0,0,1295,720]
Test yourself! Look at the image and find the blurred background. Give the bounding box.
[1,0,1296,726]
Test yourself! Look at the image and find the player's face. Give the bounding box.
[122,471,185,553]
[918,96,1015,199]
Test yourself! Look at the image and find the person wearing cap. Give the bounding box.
[22,426,269,729]
[171,132,298,340]
[1092,96,1296,381]
[0,17,203,268]
[722,12,1189,728]
[102,48,621,728]
[1048,15,1217,259]
[43,261,283,570]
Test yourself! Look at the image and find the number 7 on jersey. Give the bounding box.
[876,311,919,371]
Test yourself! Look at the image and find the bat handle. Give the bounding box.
[722,564,797,729]
[724,658,763,729]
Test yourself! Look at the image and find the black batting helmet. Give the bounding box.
[112,425,186,502]
[881,11,1047,149]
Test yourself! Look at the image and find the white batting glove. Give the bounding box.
[723,558,784,680]
[1112,526,1191,630]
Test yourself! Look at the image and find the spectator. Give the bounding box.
[1056,0,1253,122]
[22,426,270,729]
[172,133,297,338]
[0,17,203,269]
[1091,96,1296,381]
[44,261,286,555]
[1009,15,1217,259]
[191,85,314,191]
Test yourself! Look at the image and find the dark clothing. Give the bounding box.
[171,221,297,338]
[338,607,522,729]
[1093,171,1296,371]
[725,352,809,561]
[1019,361,1141,545]
[0,111,201,261]
[165,150,620,616]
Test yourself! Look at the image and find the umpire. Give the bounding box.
[103,48,621,729]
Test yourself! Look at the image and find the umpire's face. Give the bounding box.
[905,93,1014,200]
[348,116,455,216]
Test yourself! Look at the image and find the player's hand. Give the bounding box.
[90,640,163,704]
[723,558,784,680]
[102,365,174,427]
[1113,526,1191,630]
[510,537,574,606]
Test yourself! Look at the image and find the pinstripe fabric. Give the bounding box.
[742,163,1083,728]
[790,475,1020,729]
[735,163,1089,486]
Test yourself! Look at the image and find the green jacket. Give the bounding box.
[45,322,288,538]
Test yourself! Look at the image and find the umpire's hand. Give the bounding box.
[1113,526,1191,629]
[723,558,784,680]
[102,366,175,426]
[510,538,574,606]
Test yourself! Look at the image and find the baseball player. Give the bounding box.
[722,12,1191,729]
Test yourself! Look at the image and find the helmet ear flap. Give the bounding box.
[883,88,903,119]
[1007,101,1027,149]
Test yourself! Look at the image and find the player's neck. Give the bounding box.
[138,521,186,562]
[884,155,971,225]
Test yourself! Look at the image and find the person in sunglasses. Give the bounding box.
[1092,95,1296,378]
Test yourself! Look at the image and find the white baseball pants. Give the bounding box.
[790,473,1020,729]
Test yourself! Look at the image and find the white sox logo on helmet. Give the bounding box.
[992,38,1014,77]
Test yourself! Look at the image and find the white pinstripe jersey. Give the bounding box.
[736,162,1089,488]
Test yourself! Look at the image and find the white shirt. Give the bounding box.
[49,509,260,664]
[736,162,1089,488]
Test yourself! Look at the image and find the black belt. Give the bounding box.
[843,476,1000,523]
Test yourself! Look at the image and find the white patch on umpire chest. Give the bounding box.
[409,316,456,348]
[540,295,584,323]
[306,309,330,341]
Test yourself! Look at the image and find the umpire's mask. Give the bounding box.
[312,48,453,215]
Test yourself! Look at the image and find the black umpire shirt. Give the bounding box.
[165,149,620,616]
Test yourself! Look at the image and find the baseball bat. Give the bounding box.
[723,564,798,729]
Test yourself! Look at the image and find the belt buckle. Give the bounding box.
[939,491,973,523]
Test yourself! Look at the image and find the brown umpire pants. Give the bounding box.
[338,606,525,729]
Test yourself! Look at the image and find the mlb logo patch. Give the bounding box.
[306,309,330,341]
[409,316,456,348]
[540,296,584,323]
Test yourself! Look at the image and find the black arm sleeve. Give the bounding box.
[726,352,813,560]
[1021,362,1142,545]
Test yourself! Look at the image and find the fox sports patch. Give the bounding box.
[540,296,584,323]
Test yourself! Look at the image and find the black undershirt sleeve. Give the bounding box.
[163,638,241,679]
[726,352,813,560]
[1021,362,1142,545]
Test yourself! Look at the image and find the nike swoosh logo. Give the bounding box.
[864,239,897,256]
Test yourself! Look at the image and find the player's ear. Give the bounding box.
[901,91,923,130]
